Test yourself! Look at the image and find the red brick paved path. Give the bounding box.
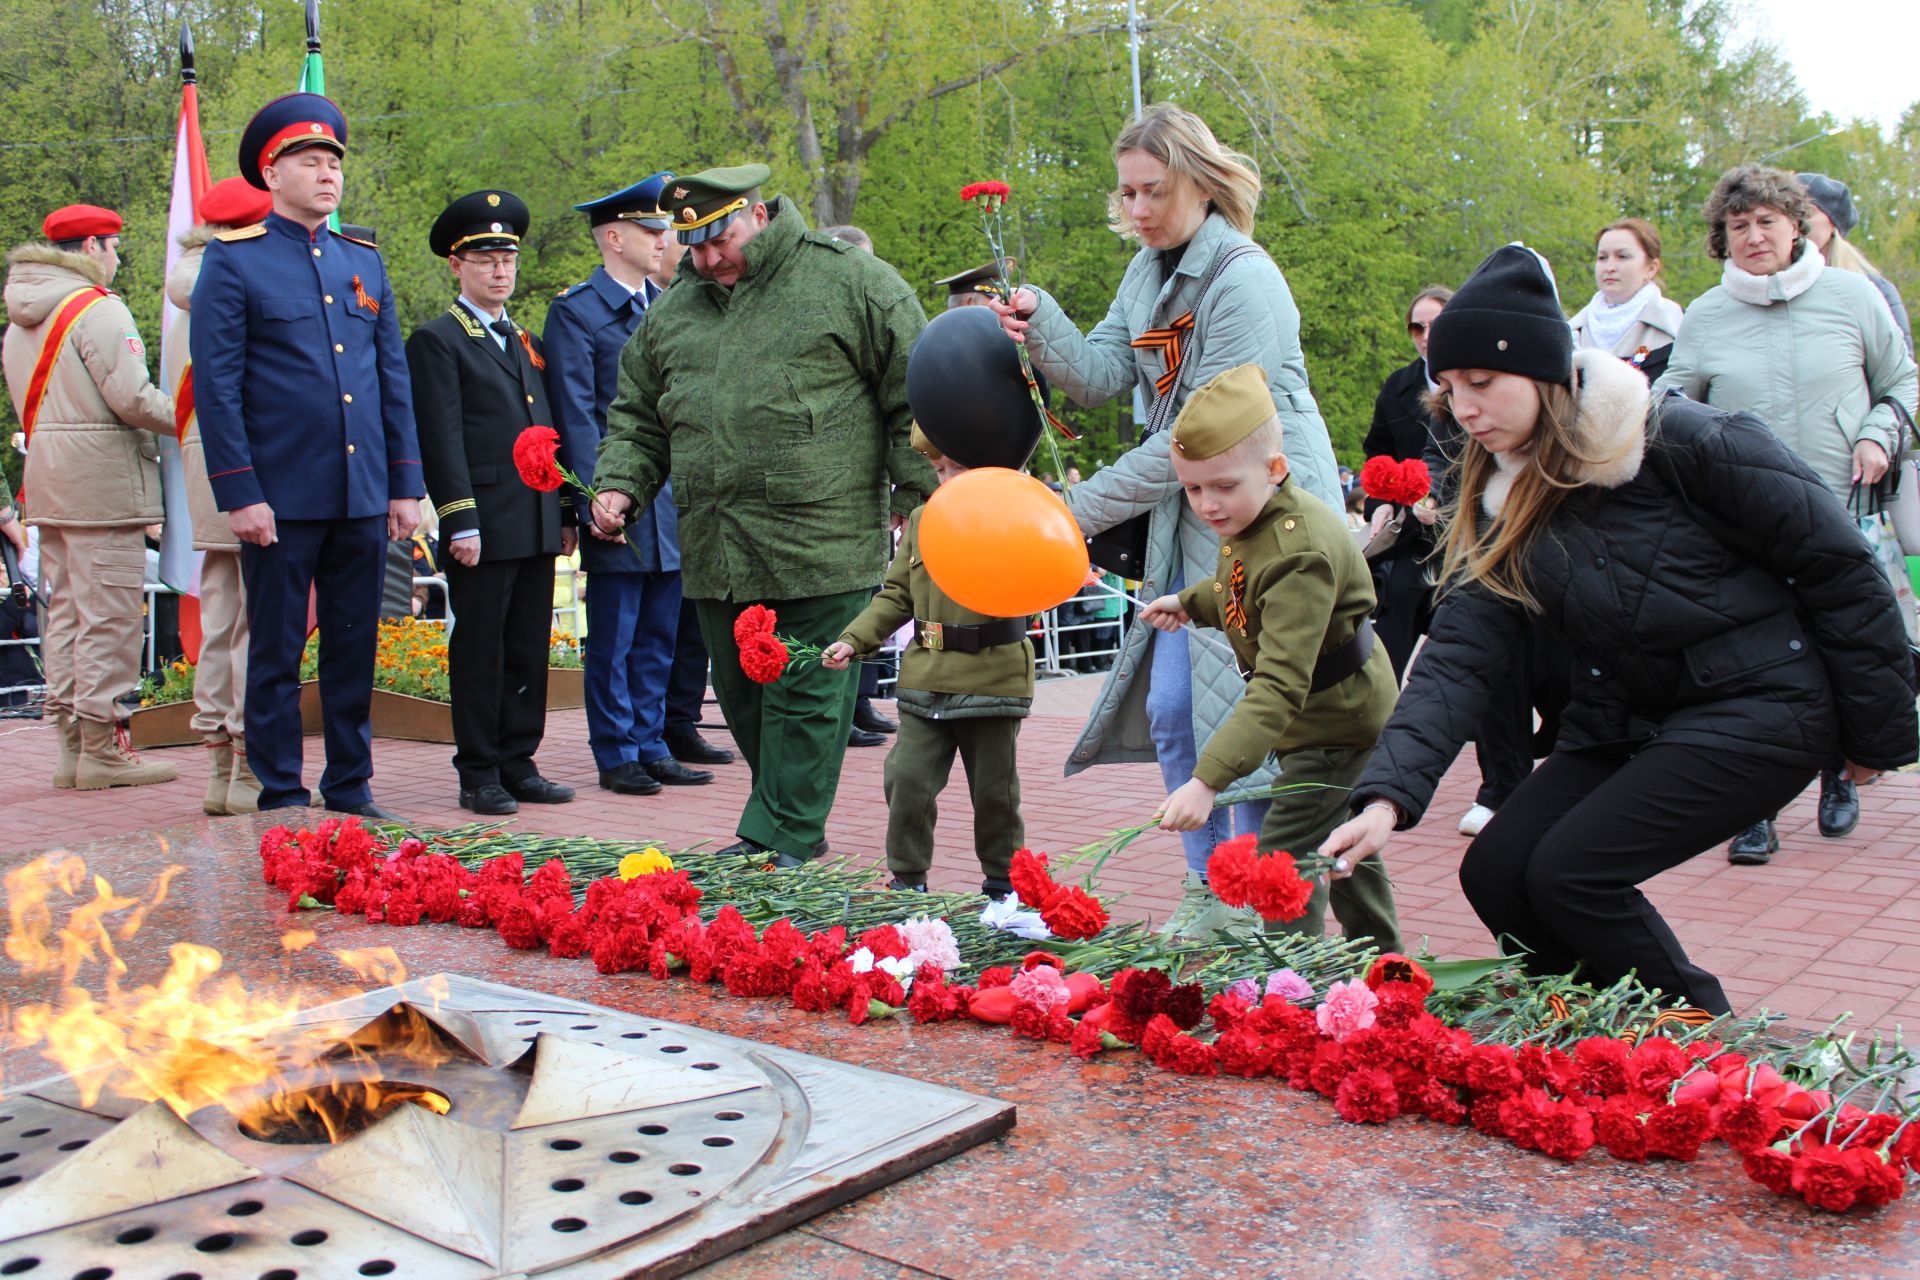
[3,677,1917,1034]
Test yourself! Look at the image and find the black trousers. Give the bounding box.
[445,553,553,788]
[1460,744,1815,1014]
[1372,554,1432,683]
[665,593,708,732]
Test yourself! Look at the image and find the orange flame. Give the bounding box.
[3,853,440,1137]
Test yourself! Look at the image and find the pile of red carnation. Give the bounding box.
[1359,455,1430,507]
[1008,848,1110,940]
[733,604,791,685]
[259,823,1916,1213]
[1205,834,1314,922]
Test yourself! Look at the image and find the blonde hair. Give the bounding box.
[1823,232,1883,278]
[1108,104,1261,239]
[1219,414,1286,468]
[1428,379,1627,612]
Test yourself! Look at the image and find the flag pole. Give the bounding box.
[155,20,211,601]
[300,0,339,230]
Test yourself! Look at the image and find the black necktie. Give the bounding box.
[490,319,514,345]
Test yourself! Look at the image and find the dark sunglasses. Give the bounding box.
[1407,320,1429,336]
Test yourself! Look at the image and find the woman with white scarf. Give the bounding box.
[1569,217,1683,383]
[1657,164,1918,866]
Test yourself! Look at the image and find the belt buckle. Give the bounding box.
[919,622,944,651]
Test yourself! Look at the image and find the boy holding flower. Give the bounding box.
[822,427,1033,896]
[1140,363,1402,950]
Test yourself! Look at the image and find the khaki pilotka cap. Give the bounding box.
[1170,363,1277,460]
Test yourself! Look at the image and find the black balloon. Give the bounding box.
[907,306,1045,471]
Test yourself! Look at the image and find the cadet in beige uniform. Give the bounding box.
[1142,363,1401,950]
[2,204,176,790]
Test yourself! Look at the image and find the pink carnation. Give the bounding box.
[899,916,962,974]
[1314,979,1379,1043]
[1266,969,1315,1003]
[1009,964,1071,1014]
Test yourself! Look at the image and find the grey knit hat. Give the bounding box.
[1797,172,1858,237]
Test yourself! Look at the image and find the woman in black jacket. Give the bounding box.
[1320,245,1918,1015]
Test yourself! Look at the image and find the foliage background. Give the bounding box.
[3,0,1916,490]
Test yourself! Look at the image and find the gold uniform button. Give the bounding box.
[1213,582,1223,592]
[1221,545,1231,556]
[1284,518,1296,530]
[343,394,353,404]
[525,395,534,404]
[347,444,356,455]
[312,248,322,257]
[324,294,334,304]
[334,343,344,353]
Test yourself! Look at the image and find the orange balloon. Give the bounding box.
[919,468,1091,616]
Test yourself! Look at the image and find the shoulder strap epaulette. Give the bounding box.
[213,225,267,243]
[334,231,378,249]
[554,285,574,299]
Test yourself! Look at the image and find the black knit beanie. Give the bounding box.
[1426,243,1574,386]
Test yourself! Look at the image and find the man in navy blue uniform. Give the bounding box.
[191,94,423,819]
[545,174,724,797]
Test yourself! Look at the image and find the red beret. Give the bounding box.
[42,204,123,242]
[199,176,274,229]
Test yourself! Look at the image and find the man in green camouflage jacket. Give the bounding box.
[592,164,934,863]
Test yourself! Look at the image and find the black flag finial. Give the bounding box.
[305,0,321,54]
[179,20,195,84]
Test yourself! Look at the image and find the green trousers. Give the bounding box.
[1258,744,1403,954]
[883,711,1024,883]
[696,590,870,859]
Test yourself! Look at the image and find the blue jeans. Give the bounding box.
[1145,618,1270,876]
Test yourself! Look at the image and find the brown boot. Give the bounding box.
[227,737,262,814]
[204,739,234,815]
[53,715,81,789]
[75,719,180,790]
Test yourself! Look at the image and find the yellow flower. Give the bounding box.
[617,848,674,880]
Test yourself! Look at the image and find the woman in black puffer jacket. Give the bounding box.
[1320,244,1917,1015]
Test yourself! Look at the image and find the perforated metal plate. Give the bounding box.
[0,974,1013,1278]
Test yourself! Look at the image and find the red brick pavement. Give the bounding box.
[3,679,1917,1035]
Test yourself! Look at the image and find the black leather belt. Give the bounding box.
[1309,619,1376,692]
[916,617,1028,654]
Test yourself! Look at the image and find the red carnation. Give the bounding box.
[1790,1144,1865,1212]
[1573,1036,1631,1097]
[1626,1036,1688,1095]
[1464,1043,1523,1095]
[1211,844,1316,922]
[1743,1146,1798,1196]
[1391,457,1431,505]
[1644,1099,1713,1161]
[1533,1101,1597,1162]
[739,632,790,683]
[1038,885,1109,940]
[1334,1067,1401,1124]
[1205,834,1259,904]
[959,180,1012,203]
[733,604,777,645]
[1358,456,1402,504]
[1716,1096,1786,1154]
[1008,848,1055,907]
[513,426,565,491]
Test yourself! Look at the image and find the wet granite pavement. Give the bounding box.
[2,814,1915,1279]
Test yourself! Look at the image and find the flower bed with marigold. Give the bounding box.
[259,819,1919,1216]
[293,617,582,702]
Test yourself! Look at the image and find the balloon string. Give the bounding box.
[1083,576,1240,659]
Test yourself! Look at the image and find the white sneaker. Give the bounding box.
[1156,872,1213,938]
[1458,803,1495,836]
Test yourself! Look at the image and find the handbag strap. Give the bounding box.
[1137,243,1271,438]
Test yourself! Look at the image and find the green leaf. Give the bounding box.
[1421,954,1517,992]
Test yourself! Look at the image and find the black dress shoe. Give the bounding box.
[715,837,770,858]
[1727,818,1778,865]
[887,876,928,892]
[665,729,734,766]
[459,783,519,816]
[771,850,808,868]
[325,798,407,823]
[1816,769,1859,838]
[598,763,663,796]
[642,757,714,787]
[847,726,887,749]
[506,775,575,805]
[981,876,1014,898]
[853,698,898,734]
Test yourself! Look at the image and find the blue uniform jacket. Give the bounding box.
[191,212,423,519]
[542,266,679,574]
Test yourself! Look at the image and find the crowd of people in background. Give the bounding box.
[4,92,1917,1015]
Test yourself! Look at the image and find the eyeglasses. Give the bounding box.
[1406,321,1429,336]
[456,253,518,270]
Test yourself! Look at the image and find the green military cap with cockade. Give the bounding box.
[667,164,773,245]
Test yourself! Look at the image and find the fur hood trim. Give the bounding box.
[6,243,110,286]
[1482,348,1650,517]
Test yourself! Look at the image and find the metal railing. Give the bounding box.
[869,604,1132,695]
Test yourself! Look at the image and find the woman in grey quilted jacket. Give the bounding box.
[995,103,1342,937]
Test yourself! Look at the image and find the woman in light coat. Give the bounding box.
[1568,217,1684,383]
[1656,163,1918,865]
[994,103,1343,937]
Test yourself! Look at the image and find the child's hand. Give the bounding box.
[820,641,856,671]
[1156,778,1218,832]
[1138,594,1188,633]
